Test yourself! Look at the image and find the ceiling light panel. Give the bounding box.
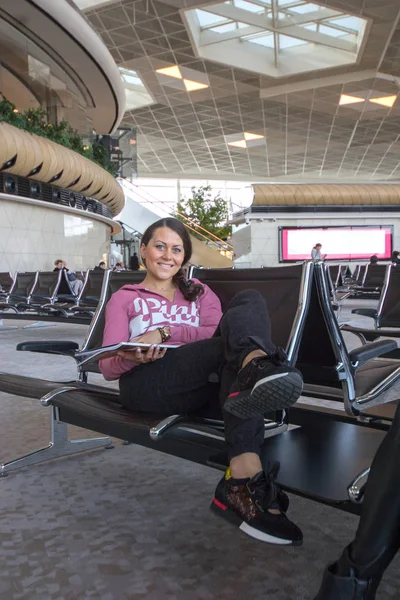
[339,94,365,105]
[369,95,397,107]
[183,79,209,91]
[156,66,183,79]
[244,132,264,140]
[228,140,248,148]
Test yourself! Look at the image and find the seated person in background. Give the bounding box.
[53,259,83,296]
[369,255,379,264]
[391,251,400,265]
[94,261,106,271]
[311,243,326,261]
[99,217,304,547]
[314,399,400,600]
[113,262,125,272]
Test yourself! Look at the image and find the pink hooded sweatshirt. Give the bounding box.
[99,279,222,380]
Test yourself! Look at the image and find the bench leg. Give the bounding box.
[0,406,112,476]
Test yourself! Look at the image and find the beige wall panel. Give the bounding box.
[65,149,83,188]
[30,135,58,182]
[0,123,18,168]
[43,139,65,183]
[253,184,400,206]
[5,126,28,175]
[2,127,42,177]
[81,166,102,197]
[71,156,93,193]
[56,146,76,188]
[98,171,113,201]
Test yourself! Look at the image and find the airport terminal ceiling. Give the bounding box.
[77,0,400,182]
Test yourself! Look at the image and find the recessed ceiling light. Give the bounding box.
[369,95,397,108]
[228,140,247,148]
[339,94,365,105]
[244,132,264,140]
[183,79,209,92]
[156,66,183,79]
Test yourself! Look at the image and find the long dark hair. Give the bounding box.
[140,217,204,301]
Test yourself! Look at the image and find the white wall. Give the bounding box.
[0,198,111,272]
[232,212,400,267]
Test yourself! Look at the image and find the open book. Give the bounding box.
[75,342,178,366]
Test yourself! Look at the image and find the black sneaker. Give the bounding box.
[224,348,303,420]
[210,463,303,546]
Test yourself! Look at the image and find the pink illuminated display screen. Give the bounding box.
[280,226,393,262]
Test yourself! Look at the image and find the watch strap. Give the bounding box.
[158,326,171,343]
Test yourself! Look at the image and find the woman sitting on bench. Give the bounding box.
[100,217,304,546]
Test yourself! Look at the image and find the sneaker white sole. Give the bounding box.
[225,371,303,419]
[239,521,294,545]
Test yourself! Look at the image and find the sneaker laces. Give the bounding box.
[250,347,288,370]
[236,347,289,391]
[267,347,288,366]
[246,462,282,512]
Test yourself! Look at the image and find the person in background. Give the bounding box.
[391,251,400,265]
[369,255,379,265]
[53,259,83,296]
[113,262,125,272]
[94,261,106,271]
[311,243,326,261]
[129,252,140,271]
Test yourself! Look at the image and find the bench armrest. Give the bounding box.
[349,340,397,366]
[17,341,79,356]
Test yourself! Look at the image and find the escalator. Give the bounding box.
[116,179,232,268]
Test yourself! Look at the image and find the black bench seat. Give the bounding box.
[46,387,386,513]
[0,373,119,400]
[2,262,400,513]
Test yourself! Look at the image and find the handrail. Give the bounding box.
[118,178,232,250]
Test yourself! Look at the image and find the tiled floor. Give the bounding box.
[0,303,399,599]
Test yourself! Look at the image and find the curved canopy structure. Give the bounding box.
[0,0,125,133]
[252,183,400,205]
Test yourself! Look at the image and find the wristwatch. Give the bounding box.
[158,325,171,343]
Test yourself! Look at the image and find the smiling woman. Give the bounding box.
[98,216,304,548]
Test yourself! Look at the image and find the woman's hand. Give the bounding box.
[132,330,163,345]
[117,344,166,365]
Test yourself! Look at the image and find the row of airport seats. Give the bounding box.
[1,262,400,514]
[0,268,106,324]
[328,263,389,300]
[340,263,400,347]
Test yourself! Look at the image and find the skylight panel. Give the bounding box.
[184,0,369,77]
[246,34,274,47]
[290,3,322,14]
[210,22,238,32]
[278,0,301,6]
[279,34,308,48]
[233,0,264,13]
[119,68,144,87]
[328,16,363,32]
[122,73,143,86]
[196,9,227,27]
[319,24,350,38]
